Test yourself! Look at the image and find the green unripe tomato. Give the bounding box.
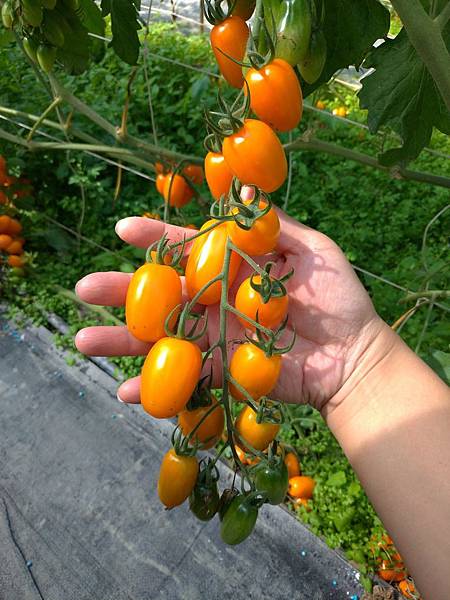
[23,37,39,63]
[189,479,220,521]
[37,44,57,72]
[42,10,65,47]
[298,29,327,84]
[220,493,259,545]
[1,1,14,28]
[253,459,289,505]
[22,0,43,26]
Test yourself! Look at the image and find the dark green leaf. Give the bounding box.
[424,350,450,385]
[79,0,105,36]
[299,0,390,96]
[56,10,91,75]
[109,0,141,65]
[326,471,347,487]
[358,27,450,166]
[100,0,111,16]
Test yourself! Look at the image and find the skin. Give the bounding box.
[75,186,450,599]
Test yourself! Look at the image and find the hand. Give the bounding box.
[75,194,386,410]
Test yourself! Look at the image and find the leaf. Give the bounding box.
[326,471,347,487]
[358,25,450,166]
[299,0,390,96]
[56,9,91,74]
[109,0,141,65]
[79,0,105,36]
[424,350,450,385]
[100,0,111,16]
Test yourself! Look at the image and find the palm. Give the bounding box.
[75,210,381,408]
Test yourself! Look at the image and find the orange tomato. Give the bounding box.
[293,497,311,511]
[142,212,161,220]
[288,475,315,499]
[204,151,234,200]
[185,219,241,305]
[183,164,204,185]
[126,262,182,342]
[5,240,23,255]
[398,579,417,599]
[163,173,194,208]
[158,448,198,509]
[377,561,406,582]
[0,234,13,250]
[234,275,288,330]
[210,16,248,88]
[284,452,301,478]
[222,119,287,193]
[315,100,326,110]
[155,173,166,195]
[229,342,281,400]
[7,254,25,268]
[0,190,7,205]
[178,399,225,449]
[235,405,280,452]
[245,59,303,132]
[185,224,198,230]
[0,215,12,233]
[228,198,280,255]
[8,218,22,235]
[141,337,203,418]
[155,162,165,174]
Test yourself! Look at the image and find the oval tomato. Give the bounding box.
[228,199,280,255]
[235,405,280,451]
[0,234,12,250]
[163,173,193,208]
[155,173,166,195]
[189,469,220,521]
[229,342,281,400]
[288,475,315,499]
[204,151,234,200]
[0,215,12,234]
[5,240,23,255]
[220,493,258,545]
[158,448,198,509]
[178,399,225,449]
[7,254,25,268]
[210,16,248,88]
[141,338,202,418]
[185,219,241,305]
[8,218,22,236]
[222,119,287,192]
[245,59,303,132]
[253,459,288,504]
[284,452,301,478]
[183,164,204,185]
[398,580,416,599]
[37,45,57,73]
[377,561,406,582]
[126,262,182,342]
[235,275,288,330]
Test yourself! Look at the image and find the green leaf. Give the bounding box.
[326,471,347,487]
[358,27,450,166]
[424,350,450,385]
[79,0,105,36]
[56,10,91,74]
[299,0,390,96]
[109,0,141,65]
[100,0,111,16]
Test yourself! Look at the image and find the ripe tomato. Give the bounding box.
[126,262,182,342]
[234,275,288,330]
[163,173,194,208]
[253,459,288,504]
[377,561,406,582]
[284,452,301,478]
[288,475,315,499]
[210,16,248,88]
[0,234,12,250]
[183,164,204,185]
[0,191,7,205]
[220,493,258,545]
[141,337,202,418]
[228,199,280,255]
[229,342,281,400]
[185,219,241,305]
[155,173,166,195]
[5,240,23,255]
[204,151,234,200]
[222,119,287,192]
[245,59,303,132]
[155,162,165,174]
[315,100,326,110]
[235,405,280,451]
[231,0,256,20]
[0,215,12,233]
[398,580,416,599]
[158,448,198,509]
[8,218,22,235]
[7,255,25,268]
[178,399,225,449]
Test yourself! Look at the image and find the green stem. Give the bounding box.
[224,303,273,337]
[227,240,268,275]
[168,219,224,250]
[435,1,450,28]
[26,97,62,141]
[400,289,450,303]
[225,372,259,413]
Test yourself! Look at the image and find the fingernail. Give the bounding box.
[240,185,255,201]
[117,392,125,403]
[115,218,127,237]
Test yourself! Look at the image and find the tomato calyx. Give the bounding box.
[145,233,185,268]
[246,314,296,357]
[204,83,250,139]
[171,425,198,457]
[203,0,234,25]
[250,261,293,303]
[255,397,283,425]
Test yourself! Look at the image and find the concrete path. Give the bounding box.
[0,311,364,600]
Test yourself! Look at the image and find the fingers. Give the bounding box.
[117,376,141,404]
[115,216,194,250]
[75,326,151,357]
[76,272,132,307]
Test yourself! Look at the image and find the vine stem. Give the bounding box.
[224,303,273,337]
[26,97,61,142]
[227,240,268,275]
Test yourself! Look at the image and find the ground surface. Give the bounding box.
[0,310,364,600]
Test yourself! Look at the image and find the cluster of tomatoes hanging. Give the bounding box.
[0,155,30,275]
[123,0,321,545]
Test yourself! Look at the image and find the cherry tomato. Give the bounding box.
[229,342,281,400]
[141,337,202,418]
[234,275,288,330]
[5,240,23,255]
[220,493,258,545]
[189,466,220,521]
[155,162,165,174]
[253,459,288,504]
[293,497,312,511]
[185,219,241,305]
[284,452,300,478]
[0,234,12,250]
[163,173,194,208]
[126,262,182,342]
[218,488,239,521]
[210,16,248,88]
[398,580,417,599]
[7,255,25,268]
[178,399,225,449]
[235,405,280,451]
[222,119,287,192]
[158,448,198,509]
[231,0,256,21]
[183,164,204,185]
[8,218,22,235]
[245,59,303,132]
[0,215,12,234]
[228,198,280,255]
[288,475,315,499]
[377,561,406,582]
[0,191,7,205]
[315,100,326,110]
[155,173,166,195]
[204,151,234,200]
